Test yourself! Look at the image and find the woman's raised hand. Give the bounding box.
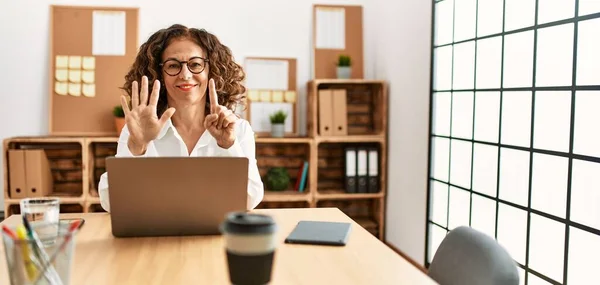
[121,76,176,155]
[203,78,238,149]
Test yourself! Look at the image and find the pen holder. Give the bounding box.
[2,220,81,285]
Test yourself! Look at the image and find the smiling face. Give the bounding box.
[160,37,210,107]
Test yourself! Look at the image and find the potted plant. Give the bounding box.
[113,105,126,133]
[265,167,290,191]
[336,54,352,79]
[269,110,287,138]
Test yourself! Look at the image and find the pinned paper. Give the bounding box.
[82,56,95,70]
[271,91,284,102]
[315,7,346,49]
[68,70,81,83]
[245,59,289,90]
[56,56,69,69]
[55,69,68,82]
[284,91,297,103]
[69,56,82,69]
[82,84,95,97]
[259,90,271,102]
[93,11,126,55]
[247,90,259,101]
[68,83,81,96]
[82,71,95,83]
[55,82,68,95]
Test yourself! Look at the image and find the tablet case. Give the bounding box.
[284,221,352,246]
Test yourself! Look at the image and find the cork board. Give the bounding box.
[313,5,363,79]
[243,57,299,136]
[49,5,139,136]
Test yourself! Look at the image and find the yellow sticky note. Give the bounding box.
[82,56,95,70]
[56,55,69,69]
[247,90,259,101]
[259,90,271,102]
[271,91,284,102]
[284,91,297,103]
[82,84,95,97]
[55,69,68,82]
[68,83,81,96]
[55,82,68,95]
[82,71,95,83]
[69,56,82,69]
[68,70,81,83]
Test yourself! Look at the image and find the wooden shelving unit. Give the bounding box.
[2,79,388,240]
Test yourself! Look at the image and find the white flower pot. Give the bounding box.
[337,66,351,79]
[271,123,285,137]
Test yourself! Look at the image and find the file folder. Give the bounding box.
[25,150,54,197]
[367,148,379,193]
[8,150,28,198]
[318,89,334,136]
[357,148,368,193]
[345,147,357,193]
[331,89,348,135]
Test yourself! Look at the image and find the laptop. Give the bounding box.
[105,156,249,238]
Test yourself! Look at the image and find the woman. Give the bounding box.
[98,24,264,212]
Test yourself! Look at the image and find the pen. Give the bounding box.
[22,217,63,285]
[32,219,82,285]
[1,225,18,240]
[15,225,38,281]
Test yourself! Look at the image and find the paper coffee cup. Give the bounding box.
[220,212,278,285]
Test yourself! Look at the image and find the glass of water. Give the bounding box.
[20,197,60,246]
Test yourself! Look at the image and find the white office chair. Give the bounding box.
[428,226,520,285]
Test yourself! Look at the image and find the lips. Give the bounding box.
[176,84,198,91]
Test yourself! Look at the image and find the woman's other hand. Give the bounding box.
[121,76,176,155]
[204,78,238,149]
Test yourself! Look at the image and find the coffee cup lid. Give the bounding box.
[220,212,277,235]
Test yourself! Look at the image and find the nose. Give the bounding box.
[179,63,193,79]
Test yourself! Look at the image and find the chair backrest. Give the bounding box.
[428,226,520,285]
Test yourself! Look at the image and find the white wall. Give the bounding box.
[0,0,432,266]
[369,0,432,265]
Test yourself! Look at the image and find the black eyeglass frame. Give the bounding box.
[159,56,210,76]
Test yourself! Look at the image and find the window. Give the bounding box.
[428,1,600,284]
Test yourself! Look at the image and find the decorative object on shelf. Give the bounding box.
[336,55,352,79]
[265,167,290,191]
[113,105,125,133]
[269,110,288,138]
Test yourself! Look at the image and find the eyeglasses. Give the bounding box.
[159,56,209,76]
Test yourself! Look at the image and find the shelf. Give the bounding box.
[255,137,313,144]
[263,190,310,202]
[5,195,84,204]
[315,190,384,200]
[316,135,385,144]
[311,79,386,85]
[86,137,118,143]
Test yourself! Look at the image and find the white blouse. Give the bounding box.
[97,118,264,212]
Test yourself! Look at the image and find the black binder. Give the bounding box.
[345,147,357,193]
[367,147,379,193]
[357,148,368,193]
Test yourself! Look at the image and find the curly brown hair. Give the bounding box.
[121,24,246,116]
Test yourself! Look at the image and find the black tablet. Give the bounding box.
[284,221,352,246]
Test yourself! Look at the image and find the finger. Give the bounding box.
[120,96,131,116]
[140,76,149,106]
[159,107,176,127]
[149,80,161,107]
[203,114,218,129]
[216,108,229,129]
[209,78,219,113]
[221,112,236,129]
[131,81,139,108]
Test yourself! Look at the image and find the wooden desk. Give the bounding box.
[0,208,436,284]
